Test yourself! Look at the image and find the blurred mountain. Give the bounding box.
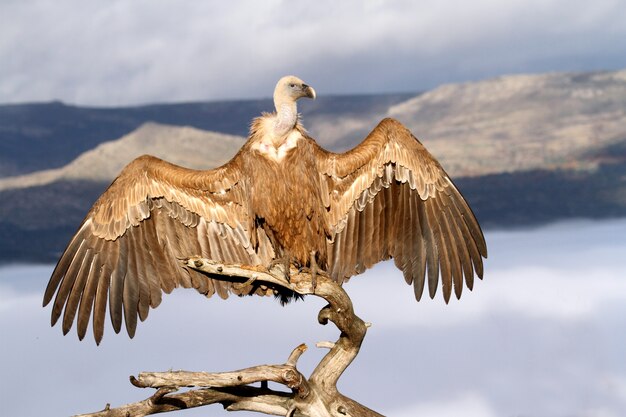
[1,69,626,263]
[0,123,244,191]
[389,69,626,177]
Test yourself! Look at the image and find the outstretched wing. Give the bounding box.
[315,118,487,302]
[43,154,275,344]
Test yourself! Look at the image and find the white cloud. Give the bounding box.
[348,219,626,328]
[391,392,497,417]
[600,374,626,405]
[352,262,626,327]
[1,0,626,105]
[0,284,40,313]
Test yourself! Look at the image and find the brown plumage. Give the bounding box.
[43,75,487,344]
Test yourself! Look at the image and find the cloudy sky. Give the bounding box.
[2,0,626,106]
[3,219,626,416]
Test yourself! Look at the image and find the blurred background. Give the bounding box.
[1,1,626,416]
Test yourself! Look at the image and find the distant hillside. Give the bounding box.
[0,123,244,191]
[0,93,413,178]
[1,69,626,263]
[389,70,626,177]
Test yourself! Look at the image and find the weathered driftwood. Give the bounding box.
[75,257,384,417]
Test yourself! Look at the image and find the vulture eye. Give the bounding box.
[289,83,296,88]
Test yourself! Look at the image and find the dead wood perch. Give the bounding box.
[74,258,384,417]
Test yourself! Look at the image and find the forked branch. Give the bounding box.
[75,258,384,417]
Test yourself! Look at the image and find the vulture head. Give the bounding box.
[273,75,316,110]
[270,76,316,137]
[251,75,315,144]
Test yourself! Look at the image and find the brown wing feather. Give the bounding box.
[316,118,487,301]
[43,154,275,343]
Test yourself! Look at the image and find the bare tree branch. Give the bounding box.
[74,258,384,417]
[74,386,294,417]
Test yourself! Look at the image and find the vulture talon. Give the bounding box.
[297,251,320,292]
[268,254,292,284]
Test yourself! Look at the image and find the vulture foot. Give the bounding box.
[268,254,292,284]
[298,251,320,291]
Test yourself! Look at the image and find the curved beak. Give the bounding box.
[302,84,316,100]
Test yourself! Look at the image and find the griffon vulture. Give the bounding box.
[44,76,487,344]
